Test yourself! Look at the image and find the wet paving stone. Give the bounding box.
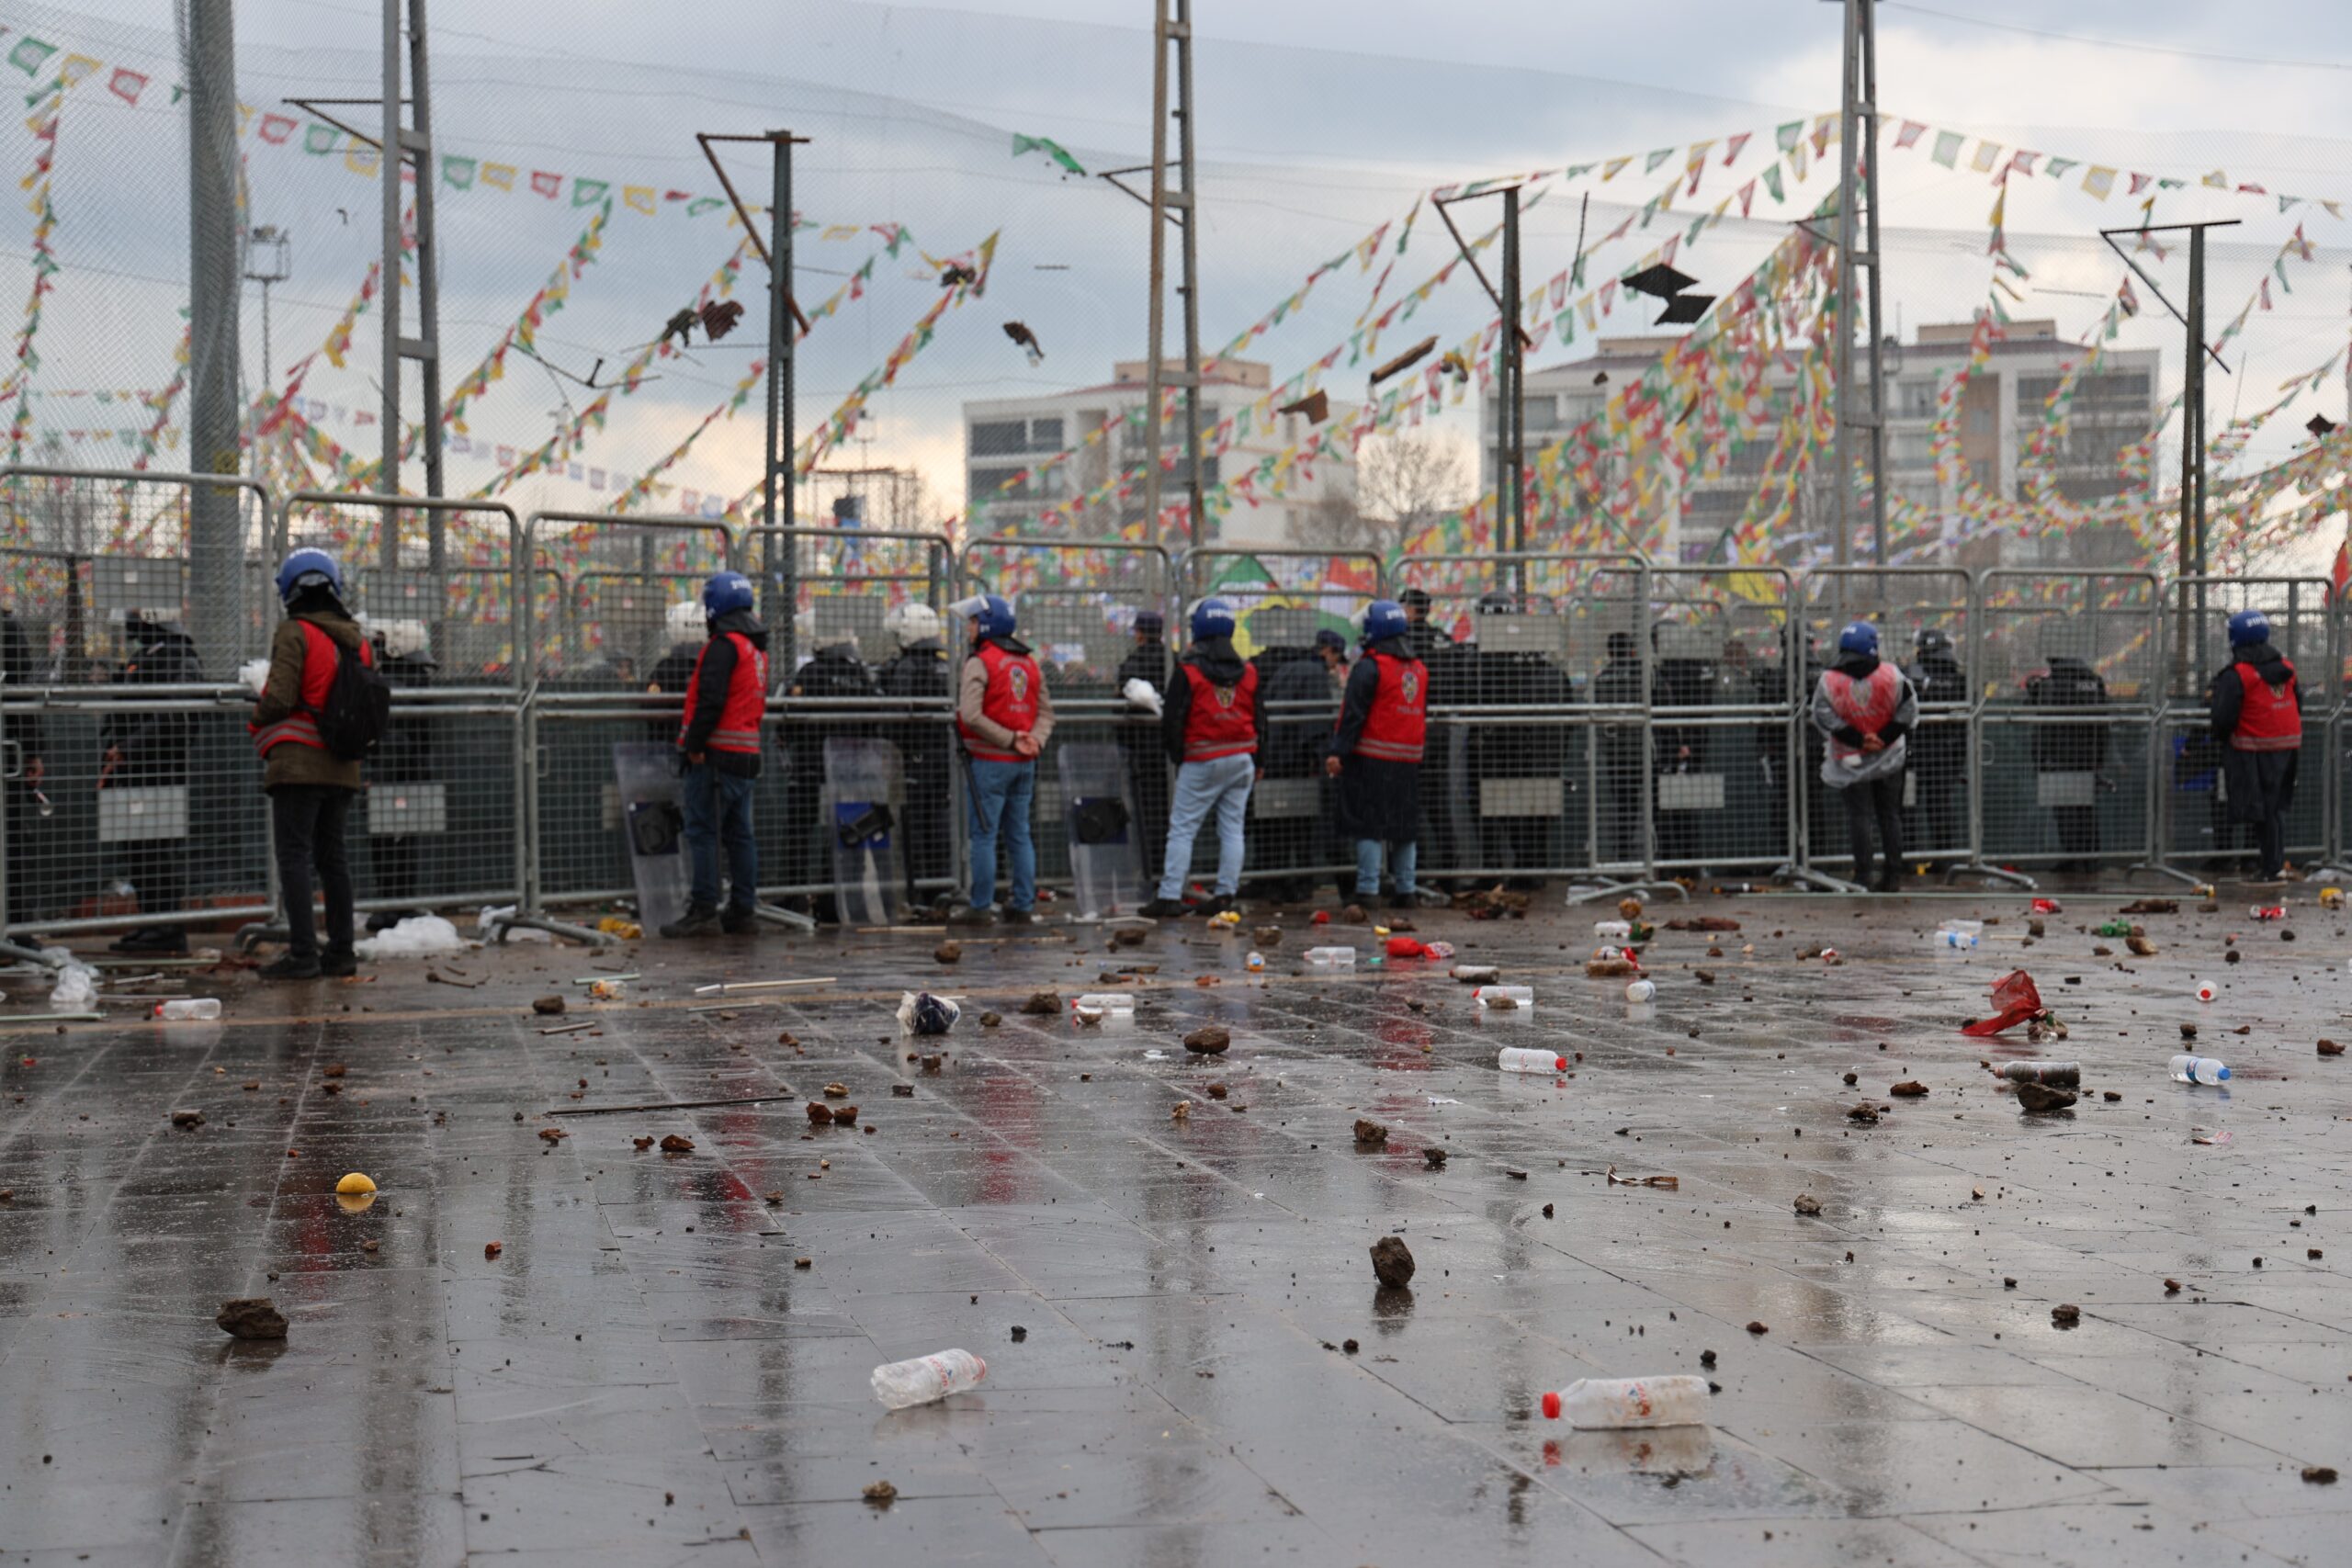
[3,885,2348,1564]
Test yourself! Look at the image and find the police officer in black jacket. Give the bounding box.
[1905,628,1969,860]
[875,601,954,911]
[102,614,202,954]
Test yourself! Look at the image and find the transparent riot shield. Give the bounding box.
[826,736,905,927]
[1057,740,1145,919]
[612,742,690,931]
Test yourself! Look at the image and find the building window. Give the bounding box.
[1031,417,1063,448]
[971,420,1029,457]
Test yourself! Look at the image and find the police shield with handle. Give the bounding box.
[250,549,387,979]
[2208,607,2302,884]
[1326,599,1428,910]
[662,570,770,938]
[949,594,1056,927]
[1141,598,1266,919]
[1808,620,1917,894]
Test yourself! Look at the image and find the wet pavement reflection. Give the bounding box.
[3,888,2348,1564]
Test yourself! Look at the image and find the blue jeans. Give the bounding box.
[681,761,758,915]
[1159,753,1255,899]
[966,758,1035,913]
[1355,838,1417,898]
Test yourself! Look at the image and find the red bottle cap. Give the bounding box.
[1541,1390,1561,1419]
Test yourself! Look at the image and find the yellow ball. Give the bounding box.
[334,1171,377,1195]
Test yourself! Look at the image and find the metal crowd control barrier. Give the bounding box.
[1970,569,2161,885]
[519,511,743,940]
[1175,547,1385,649]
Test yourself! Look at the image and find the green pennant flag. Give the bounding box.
[442,155,476,190]
[2043,157,2076,179]
[684,197,725,218]
[1644,147,1674,174]
[1930,130,1963,169]
[572,178,609,207]
[9,38,57,76]
[304,123,339,156]
[1011,132,1086,178]
[1775,120,1804,153]
[1760,165,1785,203]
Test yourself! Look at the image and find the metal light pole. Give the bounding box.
[1831,0,1888,567]
[244,224,291,487]
[185,0,243,671]
[1118,0,1204,553]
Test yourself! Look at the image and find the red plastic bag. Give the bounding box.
[1962,970,2045,1037]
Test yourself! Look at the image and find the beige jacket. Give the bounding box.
[957,641,1057,754]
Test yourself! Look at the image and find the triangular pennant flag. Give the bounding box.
[1737,178,1757,218]
[1644,146,1674,174]
[2202,169,2228,188]
[1601,155,1633,181]
[1760,165,1784,203]
[2044,157,2075,178]
[1723,131,1750,164]
[1775,119,1803,153]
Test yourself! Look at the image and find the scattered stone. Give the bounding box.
[1846,1102,1881,1124]
[933,942,962,964]
[1252,926,1283,947]
[2027,919,2045,938]
[2302,1467,2338,1485]
[794,1257,812,1269]
[833,1106,859,1126]
[864,1480,898,1506]
[807,1102,834,1125]
[1353,1118,1388,1148]
[2164,1279,2182,1294]
[2126,936,2157,957]
[1205,1082,1228,1100]
[2322,1039,2345,1056]
[537,1126,567,1143]
[1694,969,1715,985]
[1422,1146,1449,1170]
[2102,1090,2121,1102]
[483,1242,503,1259]
[1745,1321,1769,1336]
[1343,1338,1360,1354]
[1010,1325,1028,1342]
[660,1134,695,1153]
[891,1083,914,1098]
[2226,949,2242,964]
[2180,1022,2199,1040]
[2051,1303,2081,1328]
[823,1082,849,1098]
[1182,1025,1230,1055]
[633,1135,654,1151]
[1370,1235,1416,1288]
[531,995,566,1015]
[215,1297,288,1340]
[1170,1100,1192,1121]
[1542,1203,1555,1218]
[978,1011,1002,1028]
[1020,991,1061,1016]
[1340,904,1369,925]
[2012,1081,2077,1113]
[921,1055,943,1074]
[1889,1080,1928,1098]
[1793,1193,1822,1216]
[1699,1349,1717,1367]
[169,1109,203,1129]
[2120,898,2177,915]
[1842,1071,1860,1086]
[1108,926,1149,949]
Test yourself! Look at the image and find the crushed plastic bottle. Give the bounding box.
[2030,897,2063,915]
[2194,981,2216,1003]
[47,962,97,1011]
[1498,1046,1568,1074]
[153,998,221,1021]
[1540,1375,1711,1428]
[2323,886,2346,908]
[1996,1060,2080,1086]
[2168,1054,2230,1085]
[870,1348,987,1410]
[1934,931,1978,949]
[1593,919,1632,941]
[1625,979,1656,1003]
[1245,951,1265,973]
[2250,904,2286,921]
[1305,947,1356,967]
[587,978,627,1001]
[1473,985,1534,1008]
[1071,993,1135,1012]
[2093,919,2134,938]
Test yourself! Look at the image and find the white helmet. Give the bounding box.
[376,617,430,660]
[884,601,942,650]
[663,599,704,641]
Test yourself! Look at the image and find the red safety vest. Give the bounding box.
[1822,662,1900,764]
[1349,650,1427,763]
[959,639,1040,763]
[1180,661,1258,761]
[250,621,370,757]
[2230,659,2301,751]
[680,631,768,753]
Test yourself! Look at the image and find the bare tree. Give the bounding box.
[1295,433,1470,557]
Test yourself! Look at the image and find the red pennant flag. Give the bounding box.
[1737,179,1757,218]
[2332,539,2349,604]
[1894,120,1926,150]
[2129,172,2152,195]
[530,170,560,199]
[1722,131,1750,165]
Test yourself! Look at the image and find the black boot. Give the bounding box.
[661,905,722,938]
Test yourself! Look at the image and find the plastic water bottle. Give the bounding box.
[1934,931,1978,949]
[1474,985,1534,1008]
[2250,904,2286,921]
[588,978,627,1000]
[1625,979,1656,1003]
[1540,1375,1710,1428]
[1072,993,1134,1012]
[1997,1060,2080,1086]
[153,998,221,1021]
[870,1348,988,1410]
[1498,1046,1568,1074]
[1940,919,1984,937]
[2168,1054,2230,1085]
[1245,951,1264,973]
[2194,981,2216,1003]
[1593,919,1631,940]
[1305,947,1356,967]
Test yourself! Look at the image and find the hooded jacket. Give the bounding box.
[680,608,770,777]
[253,605,368,791]
[1160,636,1268,766]
[1808,648,1917,787]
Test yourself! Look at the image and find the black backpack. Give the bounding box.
[311,627,393,762]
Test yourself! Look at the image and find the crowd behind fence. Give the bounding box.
[1,468,2345,942]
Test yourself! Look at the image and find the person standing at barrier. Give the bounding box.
[1591,631,1646,866]
[102,613,204,955]
[876,602,954,914]
[1116,611,1173,877]
[661,571,769,938]
[2209,608,2302,884]
[1905,628,1969,863]
[1141,598,1265,919]
[1327,599,1425,910]
[2026,650,2109,874]
[1256,628,1346,902]
[363,618,437,930]
[251,553,376,979]
[784,614,879,912]
[1467,592,1571,889]
[1810,620,1917,894]
[953,594,1055,927]
[1400,588,1454,663]
[2,607,46,931]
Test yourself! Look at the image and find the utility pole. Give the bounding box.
[1123,0,1204,555]
[1831,0,1888,567]
[185,0,243,670]
[1431,187,1534,591]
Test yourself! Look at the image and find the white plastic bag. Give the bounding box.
[355,914,467,959]
[237,658,271,695]
[48,960,97,1010]
[1121,677,1164,717]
